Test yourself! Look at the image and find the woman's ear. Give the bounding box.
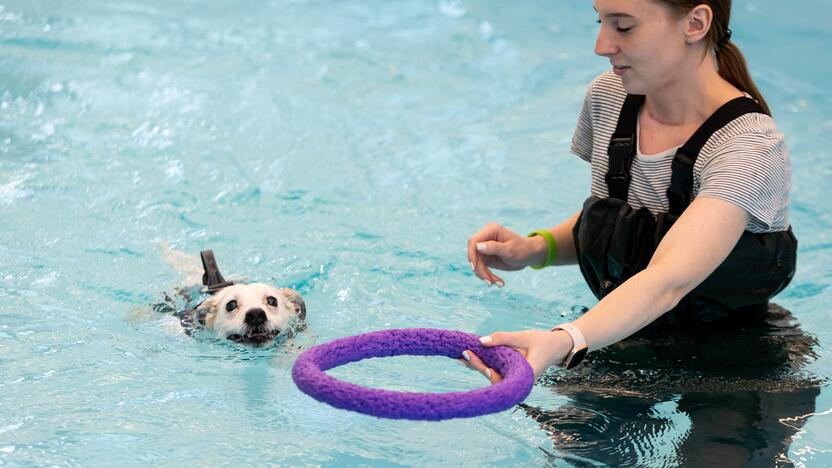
[683,4,713,46]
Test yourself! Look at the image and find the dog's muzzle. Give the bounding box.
[227,328,280,343]
[227,308,279,344]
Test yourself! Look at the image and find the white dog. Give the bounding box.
[195,283,306,345]
[157,246,306,346]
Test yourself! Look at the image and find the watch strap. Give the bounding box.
[551,322,589,369]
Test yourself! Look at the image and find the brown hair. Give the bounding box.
[656,0,771,115]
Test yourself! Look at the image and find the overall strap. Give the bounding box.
[666,97,765,215]
[605,94,645,200]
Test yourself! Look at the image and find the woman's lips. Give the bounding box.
[613,65,630,76]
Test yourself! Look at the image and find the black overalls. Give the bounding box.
[572,94,797,331]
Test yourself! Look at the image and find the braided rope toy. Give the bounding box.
[291,328,534,420]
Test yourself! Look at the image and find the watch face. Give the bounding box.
[565,346,588,370]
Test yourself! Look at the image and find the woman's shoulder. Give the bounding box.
[703,110,785,157]
[583,70,627,119]
[695,110,790,232]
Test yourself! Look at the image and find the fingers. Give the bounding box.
[467,223,518,287]
[467,222,500,266]
[469,245,505,287]
[478,331,527,350]
[476,241,502,255]
[461,350,503,383]
[474,255,501,287]
[480,330,568,379]
[479,265,505,288]
[476,243,506,287]
[466,232,480,275]
[467,224,501,284]
[460,331,549,382]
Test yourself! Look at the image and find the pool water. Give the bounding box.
[2,0,831,466]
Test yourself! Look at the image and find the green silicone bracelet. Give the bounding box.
[527,229,557,270]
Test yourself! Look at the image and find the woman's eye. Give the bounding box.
[266,296,278,307]
[225,300,237,312]
[596,19,631,32]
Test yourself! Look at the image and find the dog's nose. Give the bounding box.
[244,308,267,327]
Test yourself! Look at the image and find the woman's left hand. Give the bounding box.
[460,329,574,383]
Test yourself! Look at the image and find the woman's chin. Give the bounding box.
[619,76,644,95]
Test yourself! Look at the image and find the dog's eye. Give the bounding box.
[225,300,238,312]
[266,296,278,307]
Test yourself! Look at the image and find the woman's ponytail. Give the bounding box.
[715,40,771,115]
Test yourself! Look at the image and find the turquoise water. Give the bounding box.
[1,0,830,466]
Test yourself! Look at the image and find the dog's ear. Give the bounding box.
[196,296,220,329]
[202,311,216,329]
[279,288,306,321]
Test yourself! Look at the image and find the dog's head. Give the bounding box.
[196,283,306,345]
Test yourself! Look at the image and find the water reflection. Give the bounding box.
[526,304,822,466]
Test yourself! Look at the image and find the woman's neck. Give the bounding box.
[644,54,743,127]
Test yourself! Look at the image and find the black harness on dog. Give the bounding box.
[572,94,797,330]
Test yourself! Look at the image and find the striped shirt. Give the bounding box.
[570,71,790,233]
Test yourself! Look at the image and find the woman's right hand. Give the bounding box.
[467,222,548,286]
[461,329,574,382]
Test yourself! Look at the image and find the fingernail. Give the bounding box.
[485,369,492,379]
[469,261,475,271]
[495,280,504,288]
[462,351,471,361]
[476,243,487,252]
[483,279,492,287]
[479,336,492,344]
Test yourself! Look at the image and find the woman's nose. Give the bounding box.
[595,27,618,57]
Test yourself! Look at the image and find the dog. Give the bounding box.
[155,247,306,346]
[193,282,306,345]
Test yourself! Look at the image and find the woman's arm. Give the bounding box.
[549,209,581,266]
[466,196,749,381]
[573,196,748,350]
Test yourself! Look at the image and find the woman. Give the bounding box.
[463,0,797,382]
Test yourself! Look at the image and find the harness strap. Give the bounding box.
[605,94,765,214]
[606,94,645,201]
[666,97,765,215]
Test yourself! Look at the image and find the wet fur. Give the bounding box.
[158,244,306,345]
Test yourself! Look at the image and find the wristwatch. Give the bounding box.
[550,323,589,369]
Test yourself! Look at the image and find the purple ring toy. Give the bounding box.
[291,328,534,420]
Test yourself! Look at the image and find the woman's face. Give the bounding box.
[594,0,691,95]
